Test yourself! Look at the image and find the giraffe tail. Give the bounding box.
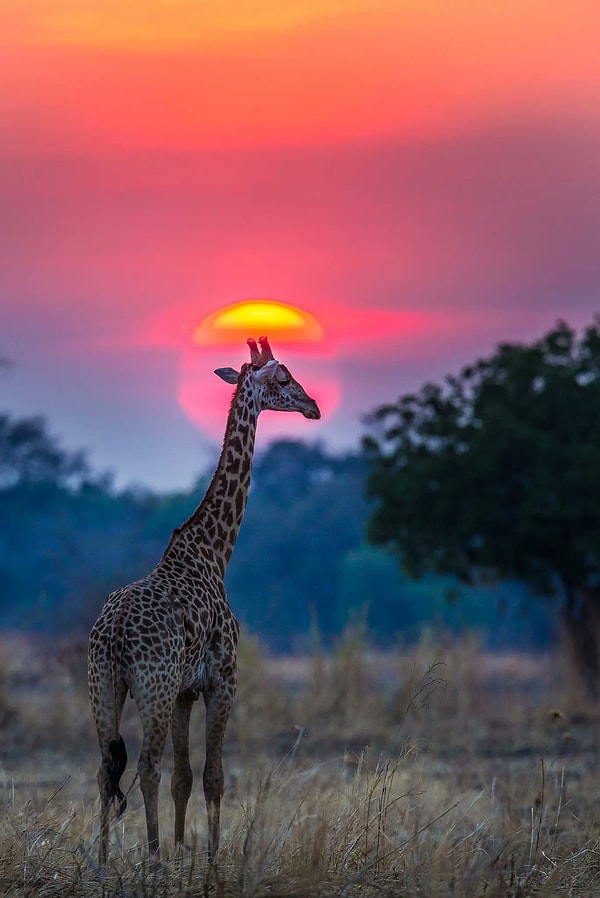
[107,604,128,817]
[108,735,128,817]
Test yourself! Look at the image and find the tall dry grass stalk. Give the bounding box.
[1,630,600,896]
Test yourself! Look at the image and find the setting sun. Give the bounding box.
[193,299,324,347]
[177,300,339,441]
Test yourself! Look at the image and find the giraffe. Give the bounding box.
[88,336,320,867]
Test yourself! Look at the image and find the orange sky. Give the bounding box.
[6,1,600,151]
[2,1,600,487]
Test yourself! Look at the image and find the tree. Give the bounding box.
[0,414,91,489]
[227,441,370,647]
[364,319,600,690]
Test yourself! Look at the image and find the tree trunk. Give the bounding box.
[561,584,600,697]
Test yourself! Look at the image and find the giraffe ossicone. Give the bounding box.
[88,337,320,868]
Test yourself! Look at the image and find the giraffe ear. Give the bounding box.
[253,359,280,384]
[214,367,239,384]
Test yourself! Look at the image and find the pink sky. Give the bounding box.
[2,1,600,488]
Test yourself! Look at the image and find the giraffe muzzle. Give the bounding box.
[301,399,321,420]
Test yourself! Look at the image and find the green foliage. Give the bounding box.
[0,414,92,489]
[336,546,422,638]
[0,412,555,649]
[225,441,370,646]
[364,317,600,603]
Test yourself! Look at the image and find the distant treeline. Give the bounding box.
[0,412,553,650]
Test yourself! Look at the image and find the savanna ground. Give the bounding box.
[1,629,600,897]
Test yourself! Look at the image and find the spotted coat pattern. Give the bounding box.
[88,337,320,865]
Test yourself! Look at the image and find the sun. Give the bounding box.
[176,297,340,442]
[193,299,323,346]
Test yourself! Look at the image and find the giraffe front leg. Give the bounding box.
[203,676,235,864]
[170,694,194,847]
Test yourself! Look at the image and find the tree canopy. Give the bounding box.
[0,411,552,649]
[0,414,92,489]
[364,318,600,683]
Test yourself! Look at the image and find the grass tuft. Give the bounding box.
[1,632,600,896]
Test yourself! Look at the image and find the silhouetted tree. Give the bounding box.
[364,318,600,691]
[228,441,370,645]
[0,414,91,489]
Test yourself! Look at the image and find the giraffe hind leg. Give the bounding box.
[98,735,127,866]
[136,699,174,864]
[170,694,194,847]
[97,736,128,820]
[108,736,128,815]
[97,740,127,866]
[91,676,128,864]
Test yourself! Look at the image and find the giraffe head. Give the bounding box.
[215,337,321,419]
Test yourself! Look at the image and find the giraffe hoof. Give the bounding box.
[147,856,164,875]
[173,840,192,858]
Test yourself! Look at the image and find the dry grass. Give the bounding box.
[1,630,600,896]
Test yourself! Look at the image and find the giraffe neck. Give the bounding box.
[161,374,259,575]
